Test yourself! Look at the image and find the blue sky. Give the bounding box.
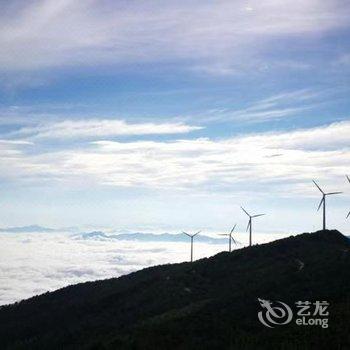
[0,0,350,236]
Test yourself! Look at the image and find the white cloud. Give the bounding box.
[243,121,350,150]
[0,140,33,146]
[202,89,322,123]
[1,121,350,193]
[0,139,33,158]
[13,119,202,139]
[0,231,229,305]
[0,0,348,71]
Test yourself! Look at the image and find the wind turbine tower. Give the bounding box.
[182,231,201,262]
[313,180,342,230]
[241,207,265,246]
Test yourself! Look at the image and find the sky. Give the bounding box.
[1,0,350,236]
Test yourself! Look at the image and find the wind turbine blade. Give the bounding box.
[347,211,350,219]
[230,224,237,234]
[218,233,229,236]
[313,180,324,194]
[182,232,191,237]
[346,175,350,183]
[317,197,324,211]
[326,192,342,195]
[246,220,251,232]
[193,230,201,237]
[231,237,241,245]
[241,207,250,217]
[252,214,265,218]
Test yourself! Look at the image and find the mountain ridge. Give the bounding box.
[0,227,228,244]
[1,229,350,349]
[0,225,57,233]
[77,231,228,243]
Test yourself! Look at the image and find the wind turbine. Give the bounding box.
[241,207,265,246]
[218,224,239,252]
[346,175,350,219]
[313,180,342,230]
[182,231,201,262]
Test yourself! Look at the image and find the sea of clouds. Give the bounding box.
[0,229,288,305]
[0,231,223,305]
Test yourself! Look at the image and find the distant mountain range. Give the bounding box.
[0,226,228,244]
[0,225,57,233]
[76,231,228,244]
[1,229,349,349]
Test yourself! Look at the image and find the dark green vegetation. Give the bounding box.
[1,230,350,350]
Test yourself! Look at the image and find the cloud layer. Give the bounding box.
[1,0,349,71]
[14,119,202,139]
[1,121,349,193]
[203,89,322,123]
[0,231,229,305]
